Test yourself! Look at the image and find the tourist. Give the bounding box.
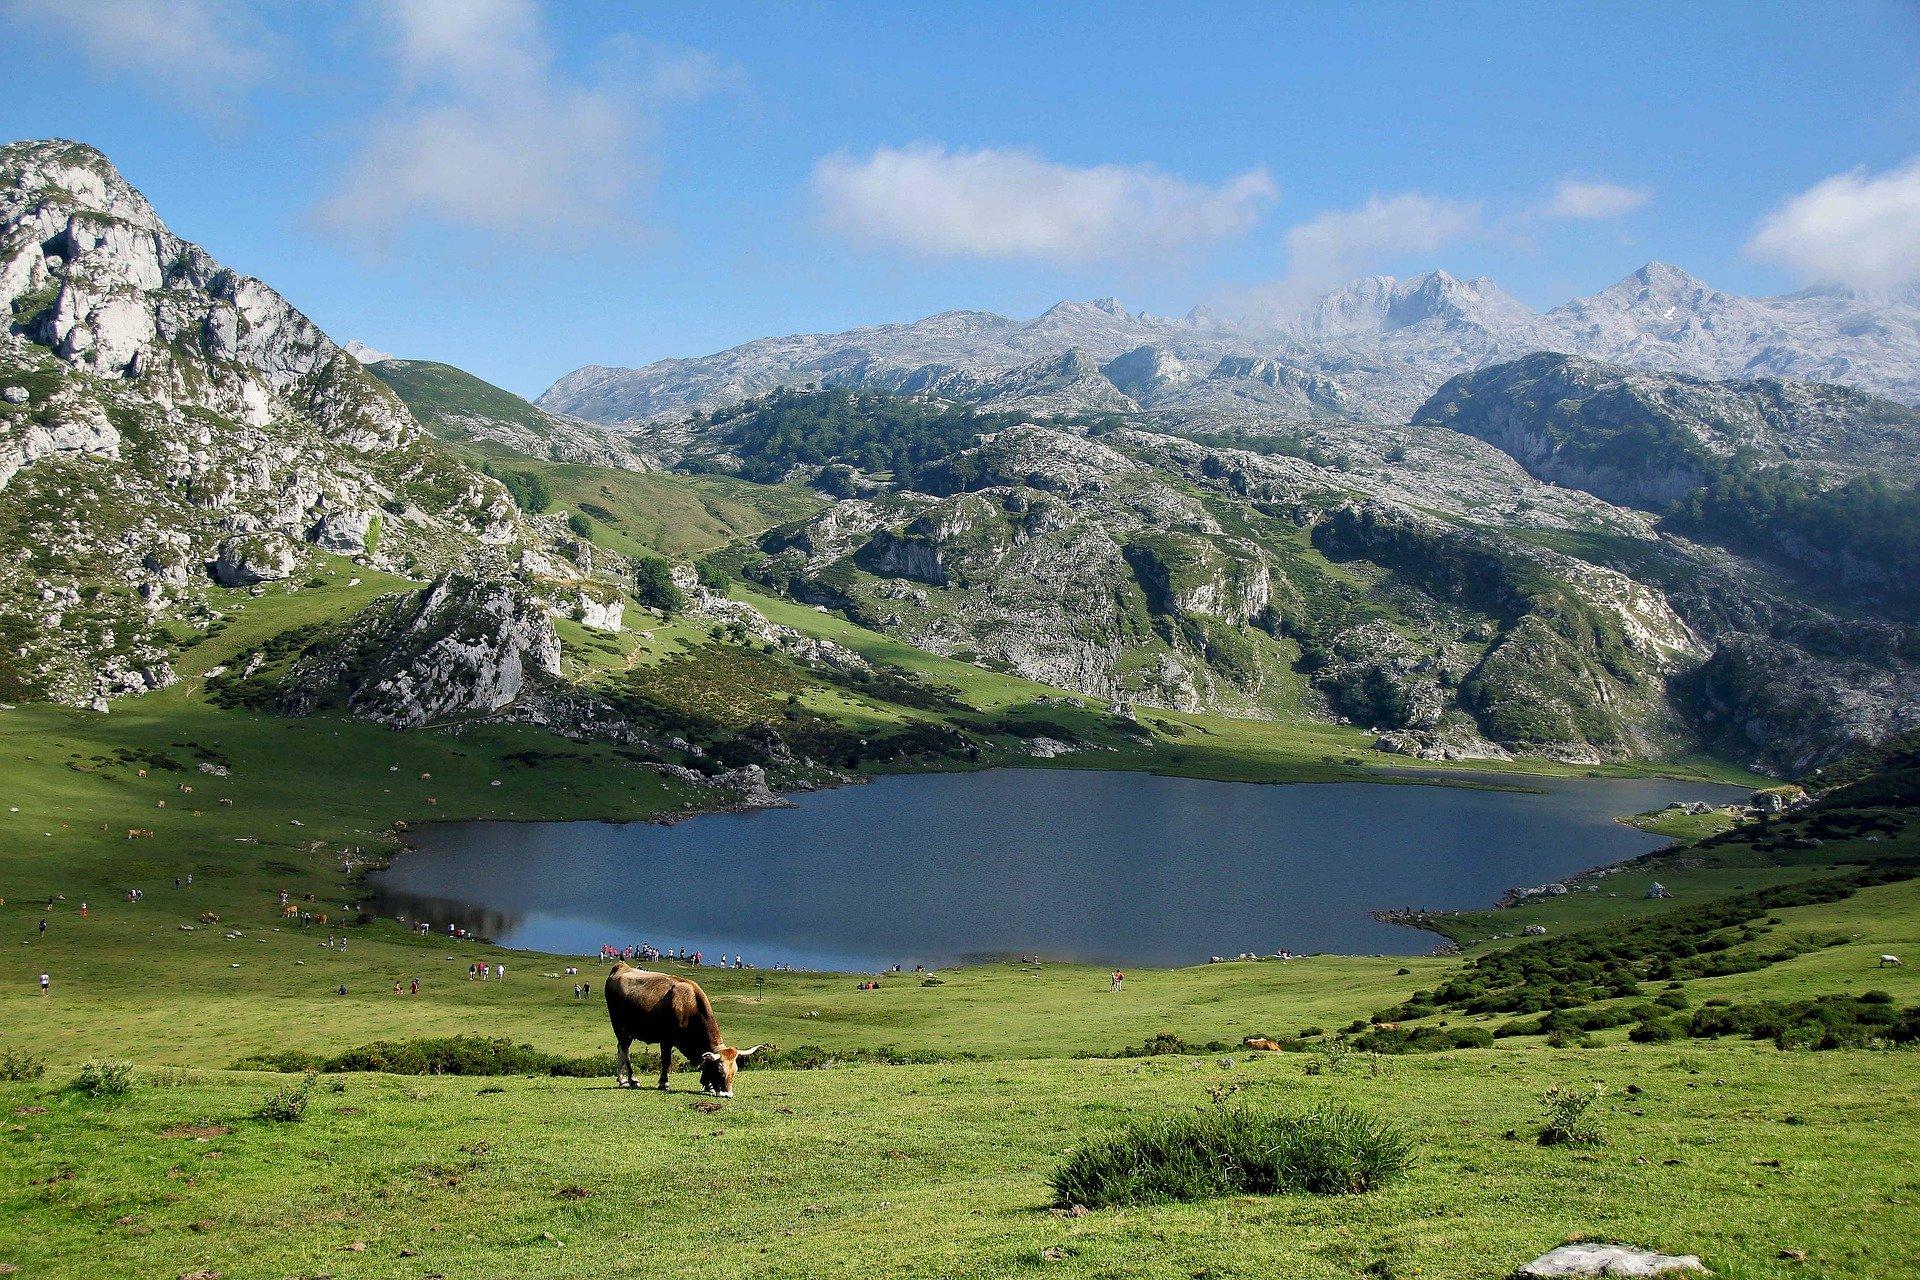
[39,972,50,996]
[410,978,419,996]
[497,963,505,982]
[1110,970,1124,993]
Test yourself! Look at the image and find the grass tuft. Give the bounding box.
[1051,1104,1413,1208]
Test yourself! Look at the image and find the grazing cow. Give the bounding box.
[1881,954,1902,968]
[605,962,765,1096]
[1241,1037,1285,1053]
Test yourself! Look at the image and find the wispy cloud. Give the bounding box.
[316,0,739,247]
[812,143,1276,263]
[7,0,272,120]
[1539,178,1652,220]
[1282,193,1482,293]
[1748,157,1920,293]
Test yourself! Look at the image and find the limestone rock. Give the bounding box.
[210,535,299,587]
[1514,1242,1707,1278]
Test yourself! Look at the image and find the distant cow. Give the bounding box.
[1882,954,1903,968]
[605,963,765,1096]
[1241,1037,1284,1052]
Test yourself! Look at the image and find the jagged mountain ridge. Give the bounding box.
[541,265,1920,428]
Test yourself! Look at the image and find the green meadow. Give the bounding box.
[1,560,1916,1278]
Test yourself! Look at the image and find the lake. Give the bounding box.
[366,768,1744,969]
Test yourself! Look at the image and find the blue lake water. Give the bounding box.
[366,768,1744,970]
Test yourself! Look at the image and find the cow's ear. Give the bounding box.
[735,1044,767,1059]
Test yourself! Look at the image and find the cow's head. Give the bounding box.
[698,1044,766,1097]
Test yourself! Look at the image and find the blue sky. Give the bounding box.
[3,1,1917,397]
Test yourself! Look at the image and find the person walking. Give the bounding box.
[409,978,419,996]
[496,963,505,982]
[1110,970,1124,994]
[38,917,46,935]
[39,972,50,996]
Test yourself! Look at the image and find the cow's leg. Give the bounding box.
[657,1043,672,1090]
[615,1036,633,1088]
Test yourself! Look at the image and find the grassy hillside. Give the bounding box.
[462,442,825,559]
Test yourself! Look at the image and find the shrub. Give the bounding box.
[71,1059,135,1099]
[233,1036,620,1078]
[1052,1105,1411,1208]
[256,1074,316,1122]
[632,556,686,614]
[1304,1039,1352,1076]
[0,1049,46,1082]
[1629,1018,1682,1043]
[1537,1084,1605,1146]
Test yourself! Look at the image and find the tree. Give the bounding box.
[633,556,685,614]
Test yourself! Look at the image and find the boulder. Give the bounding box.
[308,509,375,554]
[210,535,299,587]
[1515,1243,1707,1277]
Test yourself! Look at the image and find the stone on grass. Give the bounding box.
[1516,1243,1707,1277]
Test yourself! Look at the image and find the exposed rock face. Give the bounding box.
[276,574,563,728]
[1417,352,1920,508]
[573,589,624,632]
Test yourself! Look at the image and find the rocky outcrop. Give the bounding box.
[209,534,300,587]
[275,574,562,728]
[0,140,594,707]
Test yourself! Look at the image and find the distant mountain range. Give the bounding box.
[541,266,1920,426]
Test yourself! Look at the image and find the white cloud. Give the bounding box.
[1282,193,1481,293]
[1541,178,1652,220]
[1748,157,1920,292]
[812,144,1276,263]
[8,0,270,118]
[317,0,737,245]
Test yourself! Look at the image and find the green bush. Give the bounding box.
[632,556,686,614]
[1052,1105,1412,1208]
[1537,1084,1605,1146]
[0,1049,46,1082]
[256,1074,316,1122]
[71,1059,135,1099]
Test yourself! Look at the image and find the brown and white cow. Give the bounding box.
[604,963,766,1096]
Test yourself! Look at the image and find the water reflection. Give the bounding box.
[367,768,1743,970]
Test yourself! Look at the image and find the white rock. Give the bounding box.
[1515,1243,1707,1278]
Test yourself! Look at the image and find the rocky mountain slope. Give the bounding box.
[0,140,613,706]
[1416,352,1920,508]
[366,357,649,470]
[665,379,1919,773]
[541,266,1920,428]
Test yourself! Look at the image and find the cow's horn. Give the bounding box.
[701,1050,721,1062]
[736,1043,767,1058]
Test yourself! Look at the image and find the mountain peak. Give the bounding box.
[1038,297,1132,322]
[0,137,162,231]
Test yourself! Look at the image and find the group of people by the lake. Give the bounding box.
[598,943,758,969]
[467,961,505,981]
